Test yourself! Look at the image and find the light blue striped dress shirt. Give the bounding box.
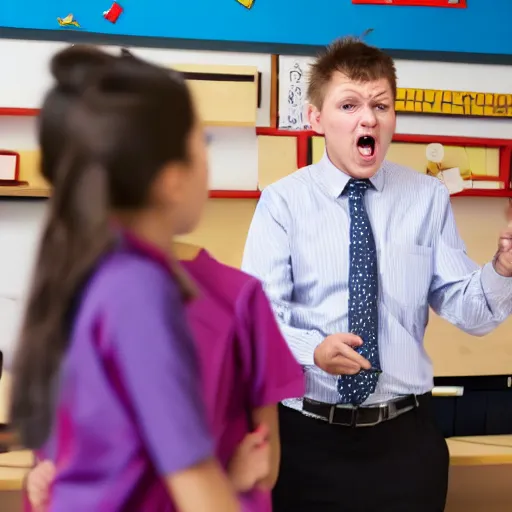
[241,152,512,410]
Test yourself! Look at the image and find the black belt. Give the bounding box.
[302,394,427,427]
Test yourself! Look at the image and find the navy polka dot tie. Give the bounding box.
[337,179,380,405]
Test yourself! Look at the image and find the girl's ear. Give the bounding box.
[150,162,185,206]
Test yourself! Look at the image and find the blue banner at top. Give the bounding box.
[0,0,510,57]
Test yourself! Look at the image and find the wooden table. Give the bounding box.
[0,437,511,492]
[0,450,32,491]
[447,435,512,466]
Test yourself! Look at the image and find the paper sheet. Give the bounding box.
[0,155,17,180]
[278,56,312,130]
[439,167,465,194]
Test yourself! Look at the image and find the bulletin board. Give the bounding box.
[0,0,511,60]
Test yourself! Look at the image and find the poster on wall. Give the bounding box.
[352,0,466,6]
[278,56,312,130]
[277,56,512,127]
[395,88,512,118]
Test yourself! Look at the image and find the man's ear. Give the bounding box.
[307,104,324,134]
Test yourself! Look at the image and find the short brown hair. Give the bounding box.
[307,36,397,108]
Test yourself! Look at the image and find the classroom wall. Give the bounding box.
[0,37,510,375]
[0,38,510,409]
[0,34,510,512]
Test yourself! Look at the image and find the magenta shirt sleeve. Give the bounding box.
[105,263,213,476]
[238,280,305,408]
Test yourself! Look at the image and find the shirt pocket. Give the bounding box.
[381,243,433,308]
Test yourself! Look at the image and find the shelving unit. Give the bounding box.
[1,109,511,200]
[0,89,263,199]
[0,61,262,199]
[256,128,512,199]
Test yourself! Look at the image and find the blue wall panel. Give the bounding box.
[0,0,509,57]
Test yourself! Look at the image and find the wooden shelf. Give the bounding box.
[0,148,261,200]
[0,185,50,198]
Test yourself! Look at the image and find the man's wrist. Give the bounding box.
[493,252,512,278]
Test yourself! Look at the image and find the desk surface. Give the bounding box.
[0,450,32,491]
[1,437,512,490]
[447,435,512,466]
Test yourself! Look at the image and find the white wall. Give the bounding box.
[0,39,273,126]
[0,38,511,370]
[0,38,272,368]
[279,55,512,139]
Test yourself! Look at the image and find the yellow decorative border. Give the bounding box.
[395,88,512,118]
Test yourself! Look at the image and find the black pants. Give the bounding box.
[272,398,449,512]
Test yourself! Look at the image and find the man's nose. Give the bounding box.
[360,106,377,127]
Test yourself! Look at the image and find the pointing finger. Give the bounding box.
[337,345,371,370]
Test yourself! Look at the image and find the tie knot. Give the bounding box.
[347,179,371,198]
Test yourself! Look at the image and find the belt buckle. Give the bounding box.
[328,405,355,426]
[358,404,386,427]
[358,403,391,427]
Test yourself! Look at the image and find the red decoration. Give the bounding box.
[104,2,124,23]
[0,151,20,182]
[352,0,466,6]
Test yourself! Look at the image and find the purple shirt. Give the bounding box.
[182,249,305,512]
[48,236,213,511]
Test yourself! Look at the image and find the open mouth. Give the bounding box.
[357,136,376,158]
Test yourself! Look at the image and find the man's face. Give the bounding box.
[308,72,396,179]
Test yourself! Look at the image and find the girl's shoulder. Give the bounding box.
[75,249,183,329]
[182,248,262,304]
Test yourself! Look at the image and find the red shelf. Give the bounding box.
[452,189,512,198]
[256,128,512,147]
[0,119,507,199]
[209,190,261,199]
[0,108,40,116]
[0,104,264,200]
[256,128,512,198]
[256,127,316,137]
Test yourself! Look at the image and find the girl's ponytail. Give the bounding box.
[11,142,113,448]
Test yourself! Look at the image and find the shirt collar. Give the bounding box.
[315,150,385,198]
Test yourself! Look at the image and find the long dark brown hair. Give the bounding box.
[10,45,196,449]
